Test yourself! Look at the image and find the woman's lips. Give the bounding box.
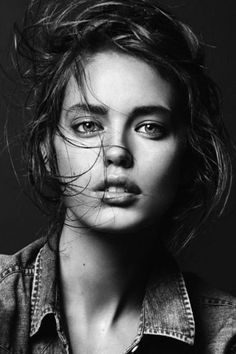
[95,175,141,193]
[93,176,141,206]
[95,190,139,206]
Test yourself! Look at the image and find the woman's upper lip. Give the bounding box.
[95,176,141,194]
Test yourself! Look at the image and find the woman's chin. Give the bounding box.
[65,206,151,235]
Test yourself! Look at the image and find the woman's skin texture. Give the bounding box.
[56,51,185,353]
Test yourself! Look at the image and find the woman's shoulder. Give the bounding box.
[0,237,48,351]
[184,272,236,305]
[184,272,236,352]
[0,237,47,282]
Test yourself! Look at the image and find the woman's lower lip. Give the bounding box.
[95,191,138,206]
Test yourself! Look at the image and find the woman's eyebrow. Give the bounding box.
[65,103,171,120]
[66,103,108,116]
[129,105,172,120]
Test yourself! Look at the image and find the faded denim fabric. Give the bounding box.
[0,234,236,353]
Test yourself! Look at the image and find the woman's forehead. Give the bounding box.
[63,51,174,114]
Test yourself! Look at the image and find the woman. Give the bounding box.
[0,0,235,353]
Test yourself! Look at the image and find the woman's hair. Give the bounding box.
[14,0,232,252]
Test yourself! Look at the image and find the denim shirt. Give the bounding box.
[0,234,236,353]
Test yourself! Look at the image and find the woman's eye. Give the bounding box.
[73,121,103,135]
[136,122,166,138]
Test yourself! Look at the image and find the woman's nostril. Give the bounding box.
[104,145,133,168]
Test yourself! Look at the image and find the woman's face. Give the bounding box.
[54,51,184,233]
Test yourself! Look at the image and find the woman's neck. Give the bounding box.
[59,220,156,322]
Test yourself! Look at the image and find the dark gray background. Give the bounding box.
[0,0,236,294]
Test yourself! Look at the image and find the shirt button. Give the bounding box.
[131,345,139,352]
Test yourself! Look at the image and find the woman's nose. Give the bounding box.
[104,145,133,168]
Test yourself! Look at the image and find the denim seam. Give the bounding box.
[54,314,70,353]
[144,325,193,334]
[30,247,43,336]
[178,273,195,340]
[0,267,34,283]
[31,306,70,351]
[144,326,194,343]
[143,272,195,345]
[200,297,235,307]
[143,271,195,345]
[31,307,58,337]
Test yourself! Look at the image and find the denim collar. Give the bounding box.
[143,258,195,345]
[30,236,195,346]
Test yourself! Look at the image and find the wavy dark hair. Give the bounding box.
[14,0,232,251]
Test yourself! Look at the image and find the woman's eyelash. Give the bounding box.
[135,122,167,138]
[71,119,167,139]
[72,120,103,135]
